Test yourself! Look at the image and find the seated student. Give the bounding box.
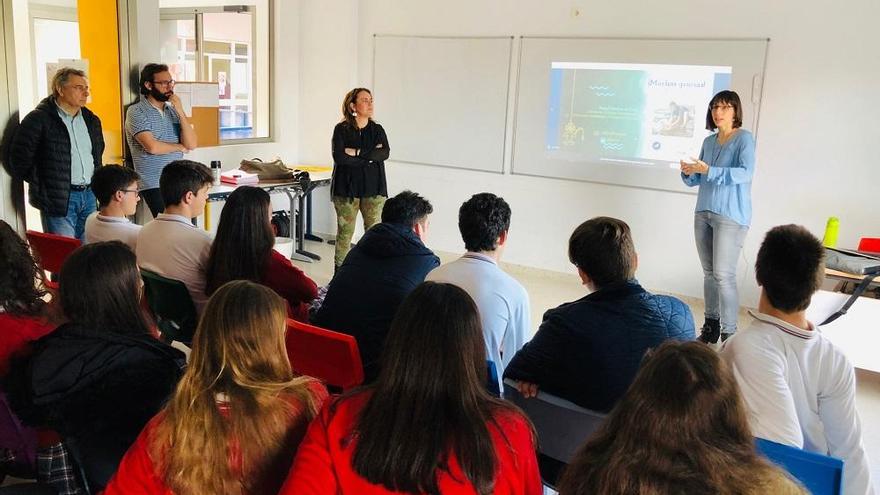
[425,192,530,389]
[504,216,695,412]
[0,220,58,487]
[721,225,873,495]
[205,186,318,322]
[104,281,328,494]
[0,220,54,377]
[136,159,213,312]
[85,164,142,250]
[5,241,185,490]
[281,282,541,494]
[313,190,439,382]
[557,341,805,495]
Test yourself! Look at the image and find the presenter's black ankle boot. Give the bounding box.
[697,318,721,344]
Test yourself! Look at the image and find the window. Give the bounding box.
[30,6,80,104]
[159,2,270,142]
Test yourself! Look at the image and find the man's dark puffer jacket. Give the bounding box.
[313,222,440,383]
[9,96,104,216]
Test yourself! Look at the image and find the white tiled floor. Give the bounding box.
[297,238,880,490]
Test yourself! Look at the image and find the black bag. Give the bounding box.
[271,211,292,238]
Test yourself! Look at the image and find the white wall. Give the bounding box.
[298,0,880,306]
[297,0,359,238]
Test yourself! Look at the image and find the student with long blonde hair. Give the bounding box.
[104,281,327,494]
[557,341,804,495]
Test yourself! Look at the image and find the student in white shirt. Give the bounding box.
[721,225,873,495]
[425,193,530,390]
[136,160,213,313]
[85,164,142,251]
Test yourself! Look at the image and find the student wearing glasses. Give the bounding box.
[680,90,756,345]
[85,164,143,251]
[125,63,198,217]
[9,67,104,242]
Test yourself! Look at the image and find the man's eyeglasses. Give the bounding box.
[120,189,140,197]
[152,79,175,87]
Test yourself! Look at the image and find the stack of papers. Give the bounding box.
[220,169,259,185]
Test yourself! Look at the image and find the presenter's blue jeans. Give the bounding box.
[40,188,96,242]
[694,211,748,335]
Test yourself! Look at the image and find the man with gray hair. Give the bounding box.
[10,67,104,241]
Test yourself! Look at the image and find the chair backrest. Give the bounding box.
[858,237,880,254]
[755,438,843,495]
[285,319,364,391]
[503,379,606,463]
[140,269,198,344]
[25,230,81,275]
[0,390,38,474]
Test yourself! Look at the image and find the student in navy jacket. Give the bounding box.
[313,191,439,382]
[504,217,695,413]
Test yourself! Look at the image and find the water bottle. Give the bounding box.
[210,160,221,186]
[822,217,839,248]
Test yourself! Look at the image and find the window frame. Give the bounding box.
[159,3,273,145]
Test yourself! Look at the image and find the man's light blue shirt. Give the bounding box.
[56,104,94,185]
[681,129,756,226]
[425,252,531,390]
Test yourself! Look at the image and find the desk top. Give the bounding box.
[208,170,331,200]
[825,268,880,286]
[806,290,880,373]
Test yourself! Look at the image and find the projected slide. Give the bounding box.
[546,62,732,167]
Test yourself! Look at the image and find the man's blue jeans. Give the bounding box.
[694,211,748,335]
[40,188,97,242]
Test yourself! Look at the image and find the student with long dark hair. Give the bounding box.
[557,341,804,495]
[205,186,317,321]
[281,282,541,495]
[0,220,53,376]
[105,281,327,494]
[5,241,185,490]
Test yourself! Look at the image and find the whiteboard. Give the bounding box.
[373,35,513,173]
[511,37,769,193]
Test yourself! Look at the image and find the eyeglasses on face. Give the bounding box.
[152,79,175,87]
[120,189,140,197]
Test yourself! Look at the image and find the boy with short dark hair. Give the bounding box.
[85,165,142,250]
[314,190,439,382]
[136,160,214,312]
[721,225,873,495]
[426,193,529,391]
[504,216,694,412]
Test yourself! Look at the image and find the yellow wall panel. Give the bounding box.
[77,0,123,164]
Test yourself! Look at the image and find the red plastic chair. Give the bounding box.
[858,237,880,254]
[25,230,81,290]
[285,319,364,391]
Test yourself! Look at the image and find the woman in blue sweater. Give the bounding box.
[681,90,756,345]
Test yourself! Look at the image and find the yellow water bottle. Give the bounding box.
[823,217,839,248]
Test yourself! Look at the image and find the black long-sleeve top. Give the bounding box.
[330,120,390,198]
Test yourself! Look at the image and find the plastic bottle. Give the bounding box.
[823,217,839,248]
[210,160,221,185]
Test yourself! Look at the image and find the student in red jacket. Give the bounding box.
[205,186,318,321]
[104,280,328,494]
[280,282,541,495]
[0,220,54,377]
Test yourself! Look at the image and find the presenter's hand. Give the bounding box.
[516,381,539,398]
[344,148,357,156]
[177,143,190,154]
[681,159,709,176]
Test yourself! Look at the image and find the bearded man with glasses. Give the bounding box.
[125,63,198,217]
